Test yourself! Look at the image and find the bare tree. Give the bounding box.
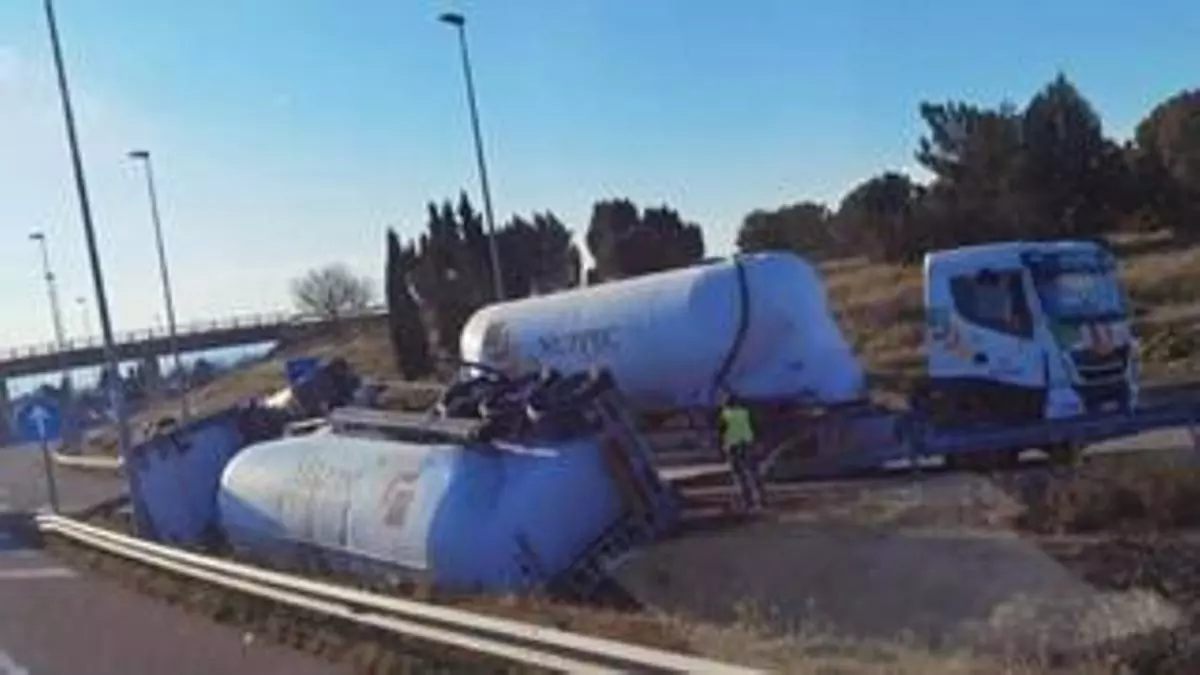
[291,264,374,321]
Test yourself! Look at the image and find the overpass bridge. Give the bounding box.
[0,307,387,432]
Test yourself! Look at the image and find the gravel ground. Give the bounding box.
[1038,534,1200,674]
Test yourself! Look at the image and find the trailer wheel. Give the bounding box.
[1046,442,1082,467]
[945,448,1020,473]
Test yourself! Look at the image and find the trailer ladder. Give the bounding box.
[554,510,659,600]
[552,385,681,600]
[588,388,682,533]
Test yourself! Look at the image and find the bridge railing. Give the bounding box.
[0,306,387,362]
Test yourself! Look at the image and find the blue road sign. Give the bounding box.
[15,397,62,443]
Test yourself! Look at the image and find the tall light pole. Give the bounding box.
[438,11,505,301]
[29,231,73,449]
[28,232,68,353]
[29,229,76,444]
[43,0,142,532]
[75,296,89,338]
[127,149,189,421]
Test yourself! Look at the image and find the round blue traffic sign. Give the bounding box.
[15,397,62,443]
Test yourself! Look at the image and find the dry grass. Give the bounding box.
[1018,461,1200,535]
[281,318,399,379]
[679,616,1111,675]
[187,317,400,411]
[1037,534,1200,675]
[83,318,401,456]
[823,258,926,376]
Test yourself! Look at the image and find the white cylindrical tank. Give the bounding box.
[460,252,866,411]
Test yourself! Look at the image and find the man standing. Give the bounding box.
[718,392,766,512]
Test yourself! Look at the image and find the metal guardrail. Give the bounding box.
[52,451,123,471]
[34,514,758,674]
[0,306,388,362]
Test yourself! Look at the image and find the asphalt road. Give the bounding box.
[0,442,125,515]
[0,445,344,675]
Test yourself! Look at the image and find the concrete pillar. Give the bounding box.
[141,354,163,396]
[59,372,83,453]
[0,377,10,446]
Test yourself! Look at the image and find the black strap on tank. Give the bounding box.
[712,256,751,399]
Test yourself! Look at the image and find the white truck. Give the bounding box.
[453,241,1142,470]
[917,240,1136,425]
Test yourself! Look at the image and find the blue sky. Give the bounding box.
[0,0,1197,351]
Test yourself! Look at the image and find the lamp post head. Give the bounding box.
[438,11,465,27]
[29,231,45,242]
[127,149,150,161]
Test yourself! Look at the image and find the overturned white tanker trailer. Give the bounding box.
[219,435,638,592]
[217,370,681,597]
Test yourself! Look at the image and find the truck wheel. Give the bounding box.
[988,449,1021,471]
[917,389,955,428]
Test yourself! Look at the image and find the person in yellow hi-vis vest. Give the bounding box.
[717,391,766,512]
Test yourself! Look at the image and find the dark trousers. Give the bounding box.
[727,442,766,510]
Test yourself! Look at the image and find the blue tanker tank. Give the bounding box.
[217,432,647,593]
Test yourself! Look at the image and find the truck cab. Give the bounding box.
[921,240,1137,427]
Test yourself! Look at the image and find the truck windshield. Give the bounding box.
[1031,259,1128,322]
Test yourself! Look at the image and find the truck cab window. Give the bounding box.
[949,270,1033,338]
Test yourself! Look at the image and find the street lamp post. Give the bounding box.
[438,11,505,301]
[28,232,68,352]
[127,149,189,421]
[28,231,74,450]
[43,0,143,533]
[75,296,89,339]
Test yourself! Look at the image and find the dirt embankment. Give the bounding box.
[49,449,1200,674]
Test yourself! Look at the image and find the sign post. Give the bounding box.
[17,398,62,513]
